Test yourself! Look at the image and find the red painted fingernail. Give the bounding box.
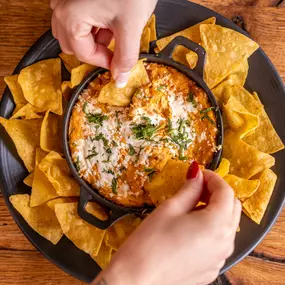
[187,161,199,179]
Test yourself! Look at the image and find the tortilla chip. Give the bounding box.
[223,130,275,179]
[86,202,108,221]
[18,58,62,115]
[223,95,259,138]
[47,197,78,211]
[23,147,47,188]
[9,194,63,244]
[211,59,249,104]
[70,64,96,88]
[185,50,199,69]
[98,59,150,106]
[0,117,42,172]
[61,81,73,102]
[215,158,230,177]
[54,202,106,256]
[23,173,34,187]
[92,241,112,269]
[200,24,259,88]
[146,14,157,41]
[224,174,260,202]
[10,103,45,120]
[108,39,115,52]
[243,169,277,224]
[40,110,63,153]
[224,85,263,116]
[105,215,141,250]
[145,159,190,205]
[156,17,216,52]
[59,52,81,73]
[38,151,80,197]
[30,165,58,207]
[140,27,151,53]
[4,74,27,106]
[243,93,284,154]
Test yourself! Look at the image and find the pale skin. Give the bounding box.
[51,1,242,284]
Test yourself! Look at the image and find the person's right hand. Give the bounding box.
[92,161,241,285]
[51,0,158,87]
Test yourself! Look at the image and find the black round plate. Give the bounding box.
[0,0,285,282]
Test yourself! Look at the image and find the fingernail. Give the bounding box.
[115,72,131,88]
[187,161,199,180]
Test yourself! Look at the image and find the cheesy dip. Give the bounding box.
[69,63,218,207]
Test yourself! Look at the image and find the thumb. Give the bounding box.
[111,22,143,88]
[171,161,204,214]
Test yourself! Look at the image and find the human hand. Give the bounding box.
[51,0,158,87]
[92,161,241,285]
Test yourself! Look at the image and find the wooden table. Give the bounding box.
[0,0,285,284]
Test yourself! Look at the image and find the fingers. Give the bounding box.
[232,198,242,230]
[95,28,114,47]
[111,21,143,87]
[203,170,235,219]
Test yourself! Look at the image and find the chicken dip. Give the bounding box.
[69,63,218,207]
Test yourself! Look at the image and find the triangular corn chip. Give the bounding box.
[200,24,259,88]
[243,169,277,224]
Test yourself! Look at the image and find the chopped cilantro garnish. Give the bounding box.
[87,113,108,126]
[128,144,136,156]
[115,111,122,130]
[188,91,197,107]
[85,152,98,159]
[103,169,114,175]
[157,85,166,91]
[93,133,108,146]
[200,107,215,125]
[74,156,81,171]
[132,117,164,141]
[144,168,155,173]
[111,177,118,194]
[200,107,215,114]
[83,102,88,114]
[112,140,118,147]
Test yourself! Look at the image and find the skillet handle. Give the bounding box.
[158,36,206,78]
[77,187,129,230]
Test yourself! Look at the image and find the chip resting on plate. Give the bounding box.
[223,130,275,179]
[0,117,42,172]
[224,174,260,202]
[243,169,277,224]
[18,58,63,115]
[47,197,79,211]
[10,103,45,120]
[200,24,259,89]
[223,95,259,138]
[145,159,190,205]
[105,215,142,251]
[38,151,80,197]
[70,63,97,88]
[23,147,48,188]
[4,74,27,106]
[140,27,151,53]
[211,59,249,104]
[9,194,63,244]
[156,17,215,67]
[91,241,113,269]
[98,59,150,106]
[59,52,81,73]
[54,202,106,256]
[61,81,73,103]
[243,92,284,154]
[215,158,230,177]
[40,110,63,153]
[223,85,263,116]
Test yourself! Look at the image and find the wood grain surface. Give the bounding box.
[0,0,285,284]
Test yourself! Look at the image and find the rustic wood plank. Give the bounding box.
[226,256,285,284]
[254,210,285,260]
[0,193,35,251]
[0,250,85,285]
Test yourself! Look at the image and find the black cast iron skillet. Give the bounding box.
[62,36,223,230]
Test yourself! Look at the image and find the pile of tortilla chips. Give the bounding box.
[1,14,284,272]
[153,17,284,225]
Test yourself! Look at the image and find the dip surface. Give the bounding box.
[69,63,218,207]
